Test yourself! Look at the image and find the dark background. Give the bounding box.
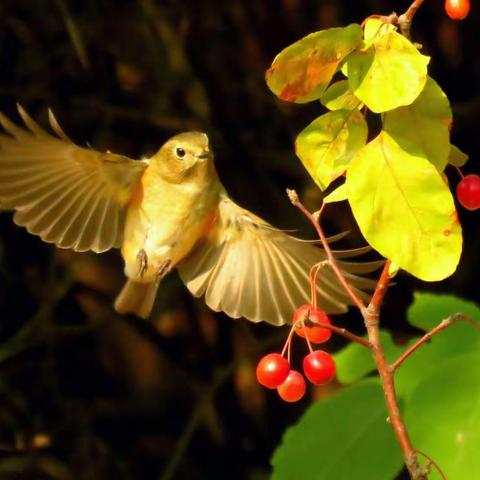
[0,1,478,479]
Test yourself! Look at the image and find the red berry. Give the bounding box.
[256,353,290,389]
[303,350,336,385]
[445,0,470,20]
[456,174,480,210]
[277,370,306,402]
[293,304,332,344]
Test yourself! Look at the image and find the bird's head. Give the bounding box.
[152,132,214,184]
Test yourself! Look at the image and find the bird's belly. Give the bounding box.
[122,191,216,282]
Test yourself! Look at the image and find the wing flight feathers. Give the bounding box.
[0,105,148,252]
[179,196,380,326]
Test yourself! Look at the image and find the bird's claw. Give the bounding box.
[136,249,148,278]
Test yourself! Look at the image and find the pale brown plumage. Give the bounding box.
[0,105,381,325]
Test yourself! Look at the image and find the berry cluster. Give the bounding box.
[256,304,336,402]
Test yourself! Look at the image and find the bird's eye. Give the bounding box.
[175,147,186,159]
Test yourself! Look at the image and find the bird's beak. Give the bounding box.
[197,150,211,160]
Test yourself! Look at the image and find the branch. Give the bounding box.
[365,1,431,477]
[369,260,391,311]
[363,262,428,480]
[391,313,480,372]
[287,189,366,312]
[287,190,431,479]
[398,0,426,39]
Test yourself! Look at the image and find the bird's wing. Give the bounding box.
[0,105,149,252]
[178,195,382,326]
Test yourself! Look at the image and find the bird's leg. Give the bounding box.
[156,259,172,279]
[136,249,149,279]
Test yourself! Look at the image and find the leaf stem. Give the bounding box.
[391,313,480,371]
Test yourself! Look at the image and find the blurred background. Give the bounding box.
[0,0,478,478]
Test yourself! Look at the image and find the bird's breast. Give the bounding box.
[122,171,219,282]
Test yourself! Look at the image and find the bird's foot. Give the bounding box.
[136,249,149,278]
[157,259,172,279]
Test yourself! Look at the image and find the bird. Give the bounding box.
[0,105,380,324]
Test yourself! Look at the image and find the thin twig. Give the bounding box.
[303,320,372,348]
[293,302,371,349]
[286,191,372,349]
[415,449,447,480]
[287,189,366,312]
[391,313,480,371]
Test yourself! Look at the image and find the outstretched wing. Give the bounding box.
[178,195,382,326]
[0,105,148,252]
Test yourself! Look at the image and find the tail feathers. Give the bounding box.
[114,279,159,319]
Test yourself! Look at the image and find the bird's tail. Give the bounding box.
[114,279,159,319]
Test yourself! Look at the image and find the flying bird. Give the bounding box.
[0,105,379,324]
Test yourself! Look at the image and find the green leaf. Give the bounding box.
[405,353,480,479]
[384,77,452,171]
[396,293,480,397]
[333,330,403,383]
[266,24,363,103]
[320,80,362,111]
[346,30,429,113]
[296,110,368,190]
[346,131,462,281]
[448,144,469,167]
[271,380,403,480]
[323,183,348,203]
[408,292,480,330]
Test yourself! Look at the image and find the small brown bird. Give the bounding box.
[0,105,378,324]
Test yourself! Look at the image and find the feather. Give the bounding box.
[115,279,160,319]
[0,106,149,252]
[178,196,381,326]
